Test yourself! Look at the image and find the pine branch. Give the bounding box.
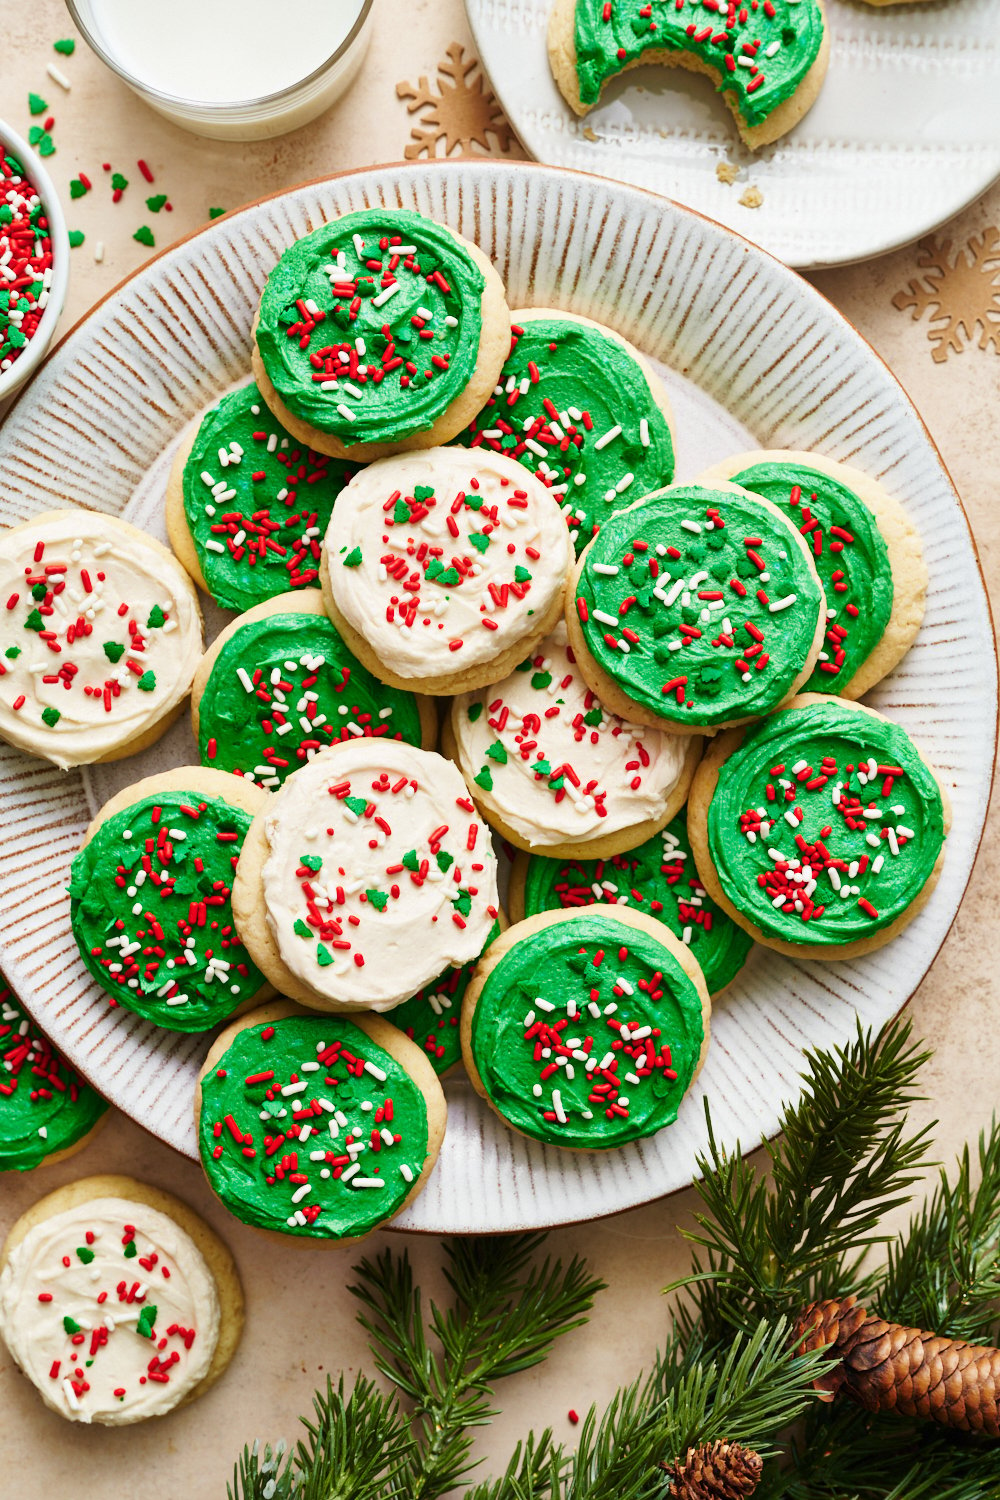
[774,1401,1000,1500]
[669,1020,934,1342]
[462,1432,564,1500]
[879,1124,1000,1343]
[350,1236,603,1500]
[227,1376,410,1500]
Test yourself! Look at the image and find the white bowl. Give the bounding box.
[0,120,69,404]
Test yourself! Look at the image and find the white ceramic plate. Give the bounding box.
[0,160,993,1233]
[466,0,1000,270]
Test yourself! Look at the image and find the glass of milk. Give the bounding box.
[66,0,374,140]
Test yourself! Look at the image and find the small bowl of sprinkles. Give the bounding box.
[0,120,69,403]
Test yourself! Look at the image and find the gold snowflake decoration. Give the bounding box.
[397,43,514,161]
[892,229,1000,364]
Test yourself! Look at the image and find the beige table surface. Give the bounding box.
[3,2,1000,1493]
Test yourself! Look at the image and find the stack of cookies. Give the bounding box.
[0,205,946,1251]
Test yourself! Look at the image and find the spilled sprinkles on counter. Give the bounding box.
[198,1012,432,1240]
[705,698,947,948]
[0,979,108,1171]
[0,146,55,372]
[197,605,426,789]
[256,742,499,1010]
[177,380,359,613]
[455,314,675,555]
[574,484,823,729]
[0,1195,221,1424]
[466,910,706,1149]
[519,808,753,995]
[70,790,265,1032]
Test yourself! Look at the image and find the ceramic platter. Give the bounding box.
[0,160,993,1233]
[466,0,1000,269]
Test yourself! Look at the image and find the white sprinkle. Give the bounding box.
[337,403,356,422]
[291,1183,311,1203]
[351,1178,386,1189]
[400,1164,414,1182]
[639,418,650,447]
[372,283,401,308]
[592,563,620,576]
[552,1089,567,1124]
[680,519,702,534]
[47,63,71,90]
[769,595,797,613]
[594,424,622,451]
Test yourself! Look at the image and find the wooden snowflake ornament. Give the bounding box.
[893,229,1000,364]
[397,43,515,160]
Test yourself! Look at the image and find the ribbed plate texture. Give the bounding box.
[0,161,992,1232]
[466,0,1000,269]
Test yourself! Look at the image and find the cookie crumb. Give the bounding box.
[716,161,740,185]
[582,126,599,142]
[739,186,764,209]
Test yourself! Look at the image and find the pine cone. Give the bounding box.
[792,1297,1000,1437]
[661,1439,763,1499]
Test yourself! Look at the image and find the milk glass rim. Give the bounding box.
[65,0,375,114]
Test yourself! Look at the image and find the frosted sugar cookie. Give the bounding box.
[509,807,753,996]
[69,769,270,1033]
[699,451,926,700]
[444,621,701,858]
[0,1175,242,1425]
[462,905,710,1150]
[322,446,572,696]
[387,916,503,1076]
[687,694,950,959]
[0,511,202,769]
[548,0,830,150]
[196,1000,446,1244]
[192,592,436,790]
[0,978,108,1172]
[253,207,510,461]
[455,309,675,555]
[567,483,825,734]
[232,741,500,1013]
[166,379,361,614]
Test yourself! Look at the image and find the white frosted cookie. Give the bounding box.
[320,446,573,696]
[445,622,702,858]
[232,740,500,1012]
[0,1175,242,1425]
[0,511,203,769]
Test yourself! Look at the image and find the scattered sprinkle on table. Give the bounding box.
[53,38,76,55]
[68,229,85,248]
[209,207,225,219]
[133,225,154,247]
[28,93,48,116]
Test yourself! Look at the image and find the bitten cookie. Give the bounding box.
[387,916,503,1077]
[0,1174,243,1425]
[166,379,362,613]
[444,621,702,858]
[252,207,510,461]
[548,0,830,150]
[566,482,826,735]
[699,451,926,700]
[232,741,500,1013]
[69,768,270,1033]
[0,978,108,1171]
[0,511,203,769]
[462,906,710,1150]
[192,592,436,790]
[687,693,951,960]
[321,446,572,696]
[196,999,446,1244]
[509,806,753,997]
[454,309,676,555]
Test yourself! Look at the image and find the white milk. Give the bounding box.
[80,0,372,138]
